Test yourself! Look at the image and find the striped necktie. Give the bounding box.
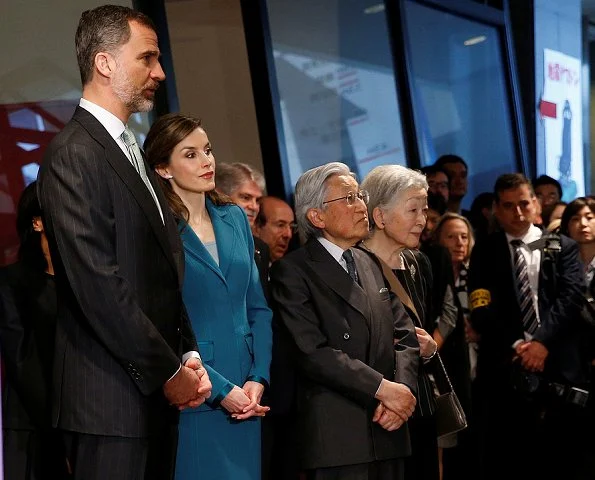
[510,240,539,334]
[120,127,164,223]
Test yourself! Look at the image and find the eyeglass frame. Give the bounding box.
[322,190,369,206]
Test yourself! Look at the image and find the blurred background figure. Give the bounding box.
[421,192,448,246]
[146,113,272,480]
[253,196,296,263]
[560,196,595,480]
[421,165,450,204]
[533,175,563,227]
[433,213,476,480]
[468,192,495,243]
[0,181,69,479]
[434,155,469,216]
[216,162,270,293]
[547,201,568,233]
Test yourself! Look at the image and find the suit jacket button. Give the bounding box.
[343,333,350,340]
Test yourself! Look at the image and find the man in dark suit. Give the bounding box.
[37,6,211,480]
[269,162,419,480]
[468,173,588,480]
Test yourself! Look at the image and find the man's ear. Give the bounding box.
[372,207,385,229]
[95,51,115,78]
[307,208,325,229]
[155,166,173,180]
[32,216,44,233]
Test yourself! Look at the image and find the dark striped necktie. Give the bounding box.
[510,240,539,334]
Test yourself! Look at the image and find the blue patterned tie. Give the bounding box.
[510,240,539,334]
[342,249,359,284]
[120,127,164,223]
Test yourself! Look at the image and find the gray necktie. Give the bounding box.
[510,240,539,334]
[120,127,164,223]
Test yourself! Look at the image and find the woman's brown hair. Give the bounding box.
[144,112,232,221]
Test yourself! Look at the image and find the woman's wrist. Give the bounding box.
[422,342,438,361]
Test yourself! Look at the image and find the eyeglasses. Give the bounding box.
[323,190,369,206]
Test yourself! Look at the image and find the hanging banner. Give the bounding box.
[541,48,584,201]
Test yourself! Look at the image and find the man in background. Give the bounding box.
[435,154,469,215]
[253,196,296,263]
[533,175,563,227]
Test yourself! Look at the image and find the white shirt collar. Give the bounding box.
[317,236,349,264]
[505,224,542,246]
[79,98,126,141]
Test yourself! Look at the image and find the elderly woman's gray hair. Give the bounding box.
[294,162,355,244]
[361,164,428,229]
[215,162,266,195]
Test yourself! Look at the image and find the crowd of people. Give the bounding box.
[0,4,594,480]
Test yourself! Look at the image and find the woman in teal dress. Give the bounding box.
[145,113,272,480]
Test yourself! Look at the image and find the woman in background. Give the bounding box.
[360,164,439,480]
[433,213,476,480]
[145,113,272,480]
[0,181,68,479]
[560,197,595,480]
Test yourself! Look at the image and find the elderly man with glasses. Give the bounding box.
[269,162,419,480]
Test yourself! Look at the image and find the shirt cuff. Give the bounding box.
[167,363,182,383]
[374,379,384,398]
[182,351,201,365]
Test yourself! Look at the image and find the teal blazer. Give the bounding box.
[180,200,272,410]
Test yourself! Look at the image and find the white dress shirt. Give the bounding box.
[317,236,351,273]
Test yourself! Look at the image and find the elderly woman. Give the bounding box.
[360,164,439,480]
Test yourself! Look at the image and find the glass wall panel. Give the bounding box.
[264,0,407,189]
[404,1,518,209]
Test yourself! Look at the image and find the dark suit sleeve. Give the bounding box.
[390,295,420,395]
[0,269,48,426]
[270,259,383,407]
[532,236,584,346]
[240,212,273,385]
[39,143,180,395]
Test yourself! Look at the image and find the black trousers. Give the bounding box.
[3,428,69,480]
[306,459,404,480]
[62,424,178,480]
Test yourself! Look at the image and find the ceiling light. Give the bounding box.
[364,4,385,14]
[464,35,487,46]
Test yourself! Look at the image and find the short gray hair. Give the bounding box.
[294,162,355,244]
[215,162,266,195]
[361,164,428,229]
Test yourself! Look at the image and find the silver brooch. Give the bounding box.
[409,263,416,278]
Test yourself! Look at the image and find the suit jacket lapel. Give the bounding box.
[208,201,236,280]
[305,240,370,321]
[73,107,178,276]
[180,220,226,285]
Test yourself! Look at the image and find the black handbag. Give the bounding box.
[432,353,468,438]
